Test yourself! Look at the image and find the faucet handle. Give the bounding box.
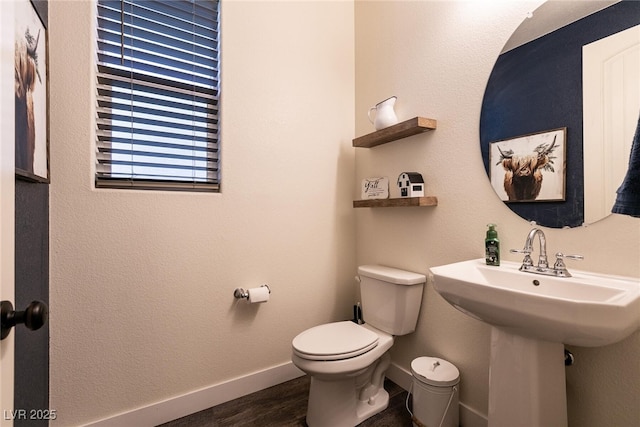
[553,252,583,269]
[510,248,533,266]
[555,252,584,260]
[510,248,531,254]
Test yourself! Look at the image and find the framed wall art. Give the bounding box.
[489,128,566,202]
[15,0,49,183]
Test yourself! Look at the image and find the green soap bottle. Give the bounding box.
[485,224,500,266]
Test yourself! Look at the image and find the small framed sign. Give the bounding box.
[361,177,389,200]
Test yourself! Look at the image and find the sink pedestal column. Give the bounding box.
[488,327,567,427]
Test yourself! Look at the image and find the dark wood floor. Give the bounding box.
[158,376,413,427]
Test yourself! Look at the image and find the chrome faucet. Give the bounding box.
[510,228,583,277]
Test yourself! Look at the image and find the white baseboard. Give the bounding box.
[459,402,489,427]
[84,362,305,427]
[386,362,488,427]
[85,360,487,427]
[385,362,414,390]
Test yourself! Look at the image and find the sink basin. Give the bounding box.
[430,258,640,347]
[430,258,640,426]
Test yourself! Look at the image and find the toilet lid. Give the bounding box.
[292,321,379,361]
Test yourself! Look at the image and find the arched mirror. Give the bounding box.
[480,0,640,228]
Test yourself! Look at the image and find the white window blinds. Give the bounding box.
[96,0,220,191]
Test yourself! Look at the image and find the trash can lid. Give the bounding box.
[411,357,460,387]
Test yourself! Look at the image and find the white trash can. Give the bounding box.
[410,356,460,427]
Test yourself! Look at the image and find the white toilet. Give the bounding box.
[291,265,426,427]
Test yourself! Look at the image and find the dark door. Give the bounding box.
[15,179,49,426]
[13,0,50,424]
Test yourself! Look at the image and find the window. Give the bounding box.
[96,0,220,191]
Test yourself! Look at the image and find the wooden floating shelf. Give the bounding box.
[352,116,437,148]
[353,197,438,208]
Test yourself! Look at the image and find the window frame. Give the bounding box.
[95,0,220,192]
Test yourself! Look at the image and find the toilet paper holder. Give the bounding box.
[234,284,271,300]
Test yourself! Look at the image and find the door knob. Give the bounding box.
[1,300,49,340]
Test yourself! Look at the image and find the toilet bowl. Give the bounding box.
[291,265,426,427]
[292,322,394,426]
[292,321,393,377]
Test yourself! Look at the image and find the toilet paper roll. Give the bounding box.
[247,286,270,303]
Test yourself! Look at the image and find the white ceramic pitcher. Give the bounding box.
[368,96,398,130]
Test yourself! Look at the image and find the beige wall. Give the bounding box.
[49,0,355,424]
[355,1,639,426]
[48,0,639,425]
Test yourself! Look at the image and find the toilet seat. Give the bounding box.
[292,321,379,361]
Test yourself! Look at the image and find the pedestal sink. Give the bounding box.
[430,259,640,427]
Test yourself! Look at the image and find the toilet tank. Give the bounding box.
[358,265,426,335]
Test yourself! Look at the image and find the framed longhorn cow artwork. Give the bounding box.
[15,0,49,183]
[489,128,566,202]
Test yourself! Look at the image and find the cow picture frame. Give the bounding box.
[489,128,566,203]
[15,0,49,183]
